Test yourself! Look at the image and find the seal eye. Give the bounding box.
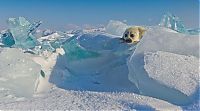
[130,34,134,38]
[124,34,128,37]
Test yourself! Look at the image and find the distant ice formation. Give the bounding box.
[159,13,199,35]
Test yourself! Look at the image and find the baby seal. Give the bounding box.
[121,26,146,44]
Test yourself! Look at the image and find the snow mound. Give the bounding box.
[0,48,41,97]
[144,51,198,97]
[128,26,199,105]
[0,87,181,110]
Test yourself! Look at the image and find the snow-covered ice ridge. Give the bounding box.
[128,26,199,105]
[0,14,199,110]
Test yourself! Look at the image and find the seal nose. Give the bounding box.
[125,38,132,43]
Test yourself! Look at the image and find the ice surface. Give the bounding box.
[0,48,41,97]
[128,26,199,105]
[105,20,129,36]
[159,13,200,35]
[7,17,41,49]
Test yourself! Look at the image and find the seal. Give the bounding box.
[121,26,146,44]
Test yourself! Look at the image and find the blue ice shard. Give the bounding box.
[159,13,200,35]
[63,36,100,61]
[7,17,41,49]
[0,30,15,47]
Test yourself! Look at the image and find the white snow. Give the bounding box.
[144,51,198,96]
[38,32,62,41]
[0,86,181,110]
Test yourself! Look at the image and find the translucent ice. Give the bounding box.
[159,13,186,33]
[62,33,133,62]
[0,30,15,47]
[105,20,129,36]
[0,48,41,97]
[62,36,100,61]
[128,26,199,105]
[7,17,41,49]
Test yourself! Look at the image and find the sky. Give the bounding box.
[0,0,199,30]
